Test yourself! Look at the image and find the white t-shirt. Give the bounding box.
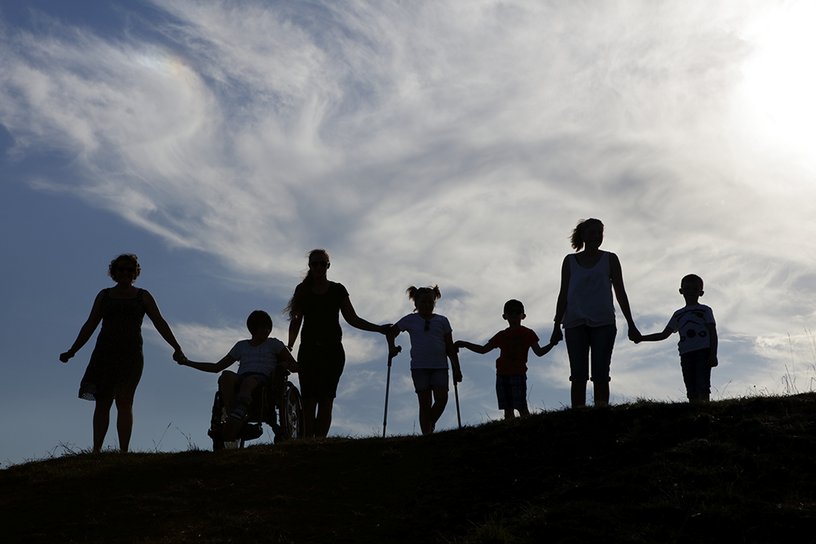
[666,304,716,355]
[228,338,287,377]
[396,313,452,370]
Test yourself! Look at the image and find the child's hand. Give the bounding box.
[549,328,563,344]
[389,345,402,359]
[173,350,188,365]
[59,351,74,363]
[453,340,464,349]
[628,328,642,344]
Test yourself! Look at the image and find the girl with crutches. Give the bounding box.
[387,286,463,435]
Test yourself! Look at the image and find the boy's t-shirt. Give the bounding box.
[666,304,716,355]
[488,326,540,375]
[229,338,287,377]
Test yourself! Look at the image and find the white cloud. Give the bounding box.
[2,0,815,447]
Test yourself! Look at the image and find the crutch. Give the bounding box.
[382,345,401,438]
[453,379,462,429]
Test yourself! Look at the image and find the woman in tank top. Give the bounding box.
[550,219,640,408]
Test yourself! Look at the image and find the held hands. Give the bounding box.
[628,327,642,344]
[388,345,402,359]
[173,350,188,365]
[549,327,563,345]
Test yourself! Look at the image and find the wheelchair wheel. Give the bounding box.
[208,391,226,451]
[278,382,303,442]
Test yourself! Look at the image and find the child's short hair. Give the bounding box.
[406,285,442,301]
[246,310,273,334]
[681,274,704,289]
[570,218,604,251]
[503,299,525,315]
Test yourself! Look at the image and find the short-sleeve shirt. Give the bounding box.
[396,313,452,370]
[299,282,350,344]
[488,326,540,376]
[228,338,287,377]
[666,304,716,355]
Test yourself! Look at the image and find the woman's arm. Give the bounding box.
[340,297,390,334]
[550,256,570,344]
[609,252,640,339]
[142,290,185,359]
[60,290,105,362]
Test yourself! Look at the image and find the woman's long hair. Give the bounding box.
[285,249,330,319]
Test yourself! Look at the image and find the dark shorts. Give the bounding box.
[565,324,617,382]
[297,341,345,400]
[496,374,527,410]
[411,368,449,393]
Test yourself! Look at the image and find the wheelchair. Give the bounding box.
[207,368,304,450]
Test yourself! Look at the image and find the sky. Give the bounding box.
[2,0,815,467]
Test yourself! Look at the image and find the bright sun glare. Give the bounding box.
[737,2,816,169]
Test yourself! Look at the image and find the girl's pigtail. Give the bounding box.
[406,286,418,301]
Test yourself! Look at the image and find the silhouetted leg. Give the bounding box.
[92,397,114,453]
[314,397,334,438]
[428,387,448,432]
[570,381,587,408]
[565,326,590,408]
[593,381,610,407]
[504,408,515,420]
[416,390,433,434]
[302,396,317,438]
[114,389,136,452]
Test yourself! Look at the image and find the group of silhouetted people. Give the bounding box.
[60,218,718,452]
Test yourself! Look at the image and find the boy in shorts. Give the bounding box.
[177,310,298,441]
[455,300,557,419]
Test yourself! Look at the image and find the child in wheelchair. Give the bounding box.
[176,310,298,444]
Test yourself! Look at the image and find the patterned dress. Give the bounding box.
[79,289,146,401]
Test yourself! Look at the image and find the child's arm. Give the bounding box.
[637,326,673,343]
[178,354,236,373]
[445,332,463,383]
[531,341,558,357]
[453,340,493,355]
[707,323,718,367]
[277,348,300,373]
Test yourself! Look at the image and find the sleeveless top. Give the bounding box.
[563,252,616,329]
[79,288,146,400]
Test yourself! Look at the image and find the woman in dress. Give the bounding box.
[551,219,640,408]
[60,254,185,452]
[285,249,390,438]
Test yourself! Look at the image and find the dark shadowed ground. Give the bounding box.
[3,393,816,543]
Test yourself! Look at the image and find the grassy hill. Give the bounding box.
[3,393,816,544]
